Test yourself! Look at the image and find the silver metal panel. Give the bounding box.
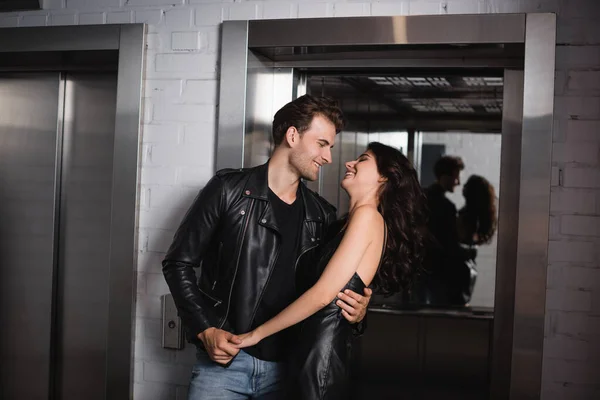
[490,69,524,400]
[56,73,117,400]
[162,294,184,350]
[244,51,274,168]
[272,69,295,121]
[0,72,60,400]
[248,15,526,47]
[510,14,556,399]
[50,73,66,399]
[273,58,524,69]
[356,131,369,158]
[337,130,356,214]
[216,21,249,171]
[320,138,342,211]
[244,59,295,168]
[106,24,146,400]
[0,26,121,52]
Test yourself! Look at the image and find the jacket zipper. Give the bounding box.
[199,288,222,307]
[294,243,319,272]
[219,199,255,329]
[212,242,223,290]
[247,237,280,330]
[294,220,321,271]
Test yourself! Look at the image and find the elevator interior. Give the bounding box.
[216,14,556,399]
[0,25,144,400]
[304,70,503,311]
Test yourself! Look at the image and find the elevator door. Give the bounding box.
[0,72,117,400]
[56,73,117,400]
[0,73,60,400]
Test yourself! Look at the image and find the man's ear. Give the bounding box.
[285,126,299,148]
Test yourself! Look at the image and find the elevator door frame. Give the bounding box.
[216,14,556,399]
[0,25,146,399]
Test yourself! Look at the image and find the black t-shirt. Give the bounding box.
[244,188,303,361]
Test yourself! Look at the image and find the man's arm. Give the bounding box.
[162,175,242,364]
[162,175,225,336]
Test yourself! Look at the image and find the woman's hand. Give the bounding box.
[235,329,262,349]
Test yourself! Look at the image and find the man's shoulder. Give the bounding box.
[215,166,251,179]
[214,166,257,186]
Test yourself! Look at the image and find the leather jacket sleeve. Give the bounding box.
[162,175,225,337]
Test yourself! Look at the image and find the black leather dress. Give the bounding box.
[290,223,369,400]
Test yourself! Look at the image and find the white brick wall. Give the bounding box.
[5,0,599,398]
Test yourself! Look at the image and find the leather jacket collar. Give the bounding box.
[242,161,324,223]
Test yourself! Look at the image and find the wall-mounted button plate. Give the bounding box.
[161,293,184,350]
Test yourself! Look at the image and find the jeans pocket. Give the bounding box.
[192,350,213,369]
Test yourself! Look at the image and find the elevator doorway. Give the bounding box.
[216,14,556,399]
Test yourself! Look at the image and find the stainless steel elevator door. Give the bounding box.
[0,72,117,400]
[56,73,117,400]
[0,73,61,400]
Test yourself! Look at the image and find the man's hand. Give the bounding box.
[198,327,242,365]
[336,287,372,324]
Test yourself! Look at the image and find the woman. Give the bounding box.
[457,175,497,246]
[236,142,427,399]
[450,175,497,306]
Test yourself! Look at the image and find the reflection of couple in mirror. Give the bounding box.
[418,155,498,307]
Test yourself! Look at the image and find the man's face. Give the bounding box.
[439,169,461,193]
[289,115,336,181]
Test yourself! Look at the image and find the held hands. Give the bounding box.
[336,287,372,324]
[235,329,263,349]
[198,327,242,365]
[201,287,373,358]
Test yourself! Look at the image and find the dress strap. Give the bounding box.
[377,222,388,270]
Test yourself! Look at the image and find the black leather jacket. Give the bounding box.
[162,162,337,343]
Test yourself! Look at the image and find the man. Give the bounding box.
[421,155,469,305]
[426,155,464,244]
[162,95,372,399]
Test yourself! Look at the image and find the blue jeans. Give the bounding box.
[188,349,287,400]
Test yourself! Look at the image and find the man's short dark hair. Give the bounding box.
[272,95,344,146]
[433,155,465,179]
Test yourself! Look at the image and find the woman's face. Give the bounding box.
[341,150,384,194]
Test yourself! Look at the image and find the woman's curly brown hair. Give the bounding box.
[460,175,497,245]
[367,142,428,295]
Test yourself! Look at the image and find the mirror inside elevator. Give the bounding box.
[305,70,503,310]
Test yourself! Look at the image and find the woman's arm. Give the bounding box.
[236,206,382,348]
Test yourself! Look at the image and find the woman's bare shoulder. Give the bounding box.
[347,205,384,233]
